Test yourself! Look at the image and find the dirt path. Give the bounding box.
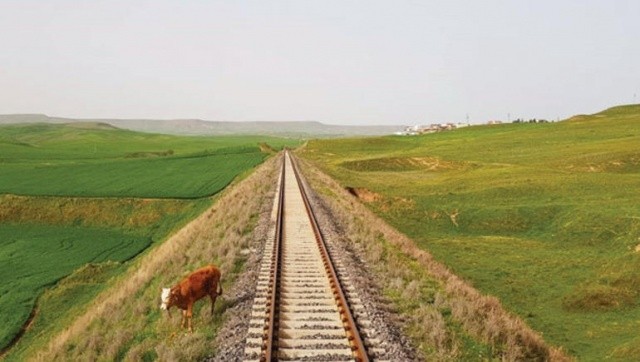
[0,308,37,358]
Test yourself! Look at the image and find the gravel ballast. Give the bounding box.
[206,154,418,361]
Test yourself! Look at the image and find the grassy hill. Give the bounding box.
[299,104,640,360]
[0,123,299,354]
[0,122,293,159]
[0,114,404,137]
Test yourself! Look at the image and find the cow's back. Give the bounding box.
[180,265,220,298]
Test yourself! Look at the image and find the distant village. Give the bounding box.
[395,122,469,135]
[395,118,551,136]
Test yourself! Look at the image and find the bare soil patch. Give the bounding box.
[345,186,383,203]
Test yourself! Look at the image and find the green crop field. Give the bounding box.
[0,224,149,349]
[0,149,265,198]
[0,123,300,198]
[300,104,640,360]
[0,122,300,354]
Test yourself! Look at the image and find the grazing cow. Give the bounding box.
[160,265,222,332]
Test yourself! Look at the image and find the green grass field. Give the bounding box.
[0,122,300,353]
[300,104,640,360]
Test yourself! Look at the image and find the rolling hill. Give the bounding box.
[0,114,404,137]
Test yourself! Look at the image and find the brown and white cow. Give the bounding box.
[160,264,222,332]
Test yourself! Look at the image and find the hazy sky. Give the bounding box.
[1,1,639,125]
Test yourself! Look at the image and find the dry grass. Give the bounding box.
[0,194,191,230]
[296,156,571,361]
[27,156,280,361]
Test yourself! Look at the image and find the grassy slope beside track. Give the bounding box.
[0,196,210,354]
[0,123,299,354]
[299,104,640,360]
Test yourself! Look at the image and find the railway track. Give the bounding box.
[243,152,383,362]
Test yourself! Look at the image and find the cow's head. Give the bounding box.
[160,288,173,311]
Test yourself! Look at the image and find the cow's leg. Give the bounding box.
[187,304,193,333]
[209,292,218,316]
[181,310,187,329]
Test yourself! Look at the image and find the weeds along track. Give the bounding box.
[243,152,383,361]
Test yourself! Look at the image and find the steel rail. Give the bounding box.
[261,153,286,362]
[289,153,370,362]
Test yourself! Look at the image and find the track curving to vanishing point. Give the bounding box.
[243,151,386,362]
